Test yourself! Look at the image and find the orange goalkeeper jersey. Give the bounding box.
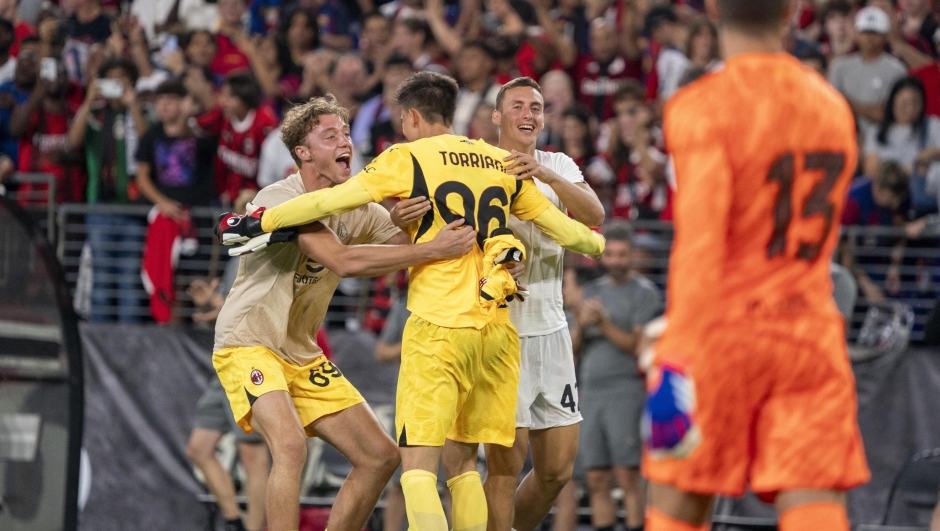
[658,53,858,355]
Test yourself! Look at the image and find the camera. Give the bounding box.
[40,58,57,82]
[99,79,125,99]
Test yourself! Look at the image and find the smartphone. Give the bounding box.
[40,57,57,82]
[99,79,125,99]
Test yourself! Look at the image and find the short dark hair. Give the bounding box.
[798,48,828,71]
[180,29,215,52]
[603,220,634,245]
[613,79,645,105]
[568,265,603,287]
[717,0,790,31]
[496,77,541,111]
[644,6,678,35]
[399,18,431,45]
[821,0,853,23]
[874,161,910,199]
[224,72,262,110]
[394,71,459,126]
[155,79,187,98]
[20,35,39,47]
[98,57,139,85]
[385,54,413,71]
[463,39,496,60]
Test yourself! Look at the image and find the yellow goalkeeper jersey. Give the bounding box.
[260,134,605,329]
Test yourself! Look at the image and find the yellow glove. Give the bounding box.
[480,231,527,315]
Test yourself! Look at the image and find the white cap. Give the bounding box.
[856,6,890,35]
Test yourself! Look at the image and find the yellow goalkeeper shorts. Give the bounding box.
[214,346,364,437]
[396,312,520,447]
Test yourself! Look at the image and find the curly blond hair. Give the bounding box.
[280,95,350,165]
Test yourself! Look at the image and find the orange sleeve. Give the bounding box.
[658,104,734,356]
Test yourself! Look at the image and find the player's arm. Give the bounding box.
[657,109,732,352]
[296,218,475,278]
[259,146,415,234]
[511,180,606,255]
[504,150,606,228]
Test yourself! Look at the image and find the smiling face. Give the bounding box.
[297,114,353,185]
[494,86,544,148]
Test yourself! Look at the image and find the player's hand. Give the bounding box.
[186,278,219,307]
[429,219,477,259]
[389,196,431,230]
[216,208,267,245]
[507,261,525,280]
[504,150,556,184]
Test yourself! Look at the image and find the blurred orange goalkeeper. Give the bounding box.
[641,1,870,531]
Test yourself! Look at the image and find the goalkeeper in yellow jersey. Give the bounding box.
[217,72,605,531]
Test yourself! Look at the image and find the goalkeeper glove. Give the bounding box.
[216,208,266,245]
[642,362,701,460]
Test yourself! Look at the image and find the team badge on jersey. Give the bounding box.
[250,369,264,385]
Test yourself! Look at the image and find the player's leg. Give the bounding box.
[247,390,308,531]
[313,402,400,531]
[585,468,616,531]
[513,423,579,531]
[236,440,269,531]
[646,482,712,531]
[482,428,529,531]
[552,479,580,531]
[186,427,244,526]
[396,318,475,531]
[447,318,521,531]
[614,466,644,531]
[774,490,848,531]
[383,483,406,531]
[443,439,488,531]
[513,328,582,531]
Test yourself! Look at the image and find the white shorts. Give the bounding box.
[516,327,582,430]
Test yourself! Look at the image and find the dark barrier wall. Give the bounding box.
[77,323,940,530]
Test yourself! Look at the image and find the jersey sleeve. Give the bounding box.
[259,179,375,232]
[530,206,606,255]
[657,103,733,355]
[510,180,554,220]
[356,145,416,202]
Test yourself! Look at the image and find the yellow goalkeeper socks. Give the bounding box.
[446,471,487,531]
[400,470,448,531]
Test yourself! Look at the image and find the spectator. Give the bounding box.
[358,11,393,96]
[0,37,36,163]
[829,6,908,134]
[897,29,940,118]
[863,77,940,183]
[391,17,447,73]
[70,57,147,206]
[537,69,575,150]
[468,101,499,146]
[551,0,590,54]
[192,72,278,206]
[164,30,218,80]
[841,161,912,302]
[684,18,720,73]
[64,0,112,44]
[571,221,664,531]
[241,34,301,116]
[572,18,641,122]
[557,105,600,175]
[211,0,251,77]
[645,5,689,102]
[603,82,667,221]
[313,0,356,52]
[328,54,368,120]
[799,47,830,77]
[820,0,855,60]
[280,7,320,68]
[9,57,84,206]
[354,55,412,160]
[136,80,217,218]
[899,0,938,56]
[452,41,499,137]
[0,19,17,87]
[257,127,296,188]
[0,0,35,57]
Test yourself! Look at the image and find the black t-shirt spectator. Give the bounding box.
[136,124,216,207]
[64,14,112,43]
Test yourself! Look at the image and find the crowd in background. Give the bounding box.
[0,0,938,322]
